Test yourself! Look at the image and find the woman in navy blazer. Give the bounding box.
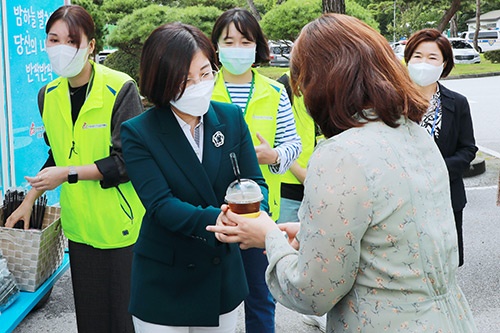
[405,29,478,266]
[120,23,268,332]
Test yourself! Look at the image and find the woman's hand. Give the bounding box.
[207,204,279,249]
[25,166,68,191]
[5,200,34,230]
[254,132,279,165]
[278,222,301,250]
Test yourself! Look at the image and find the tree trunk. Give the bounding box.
[247,0,261,20]
[322,0,345,14]
[474,0,481,52]
[436,0,460,33]
[450,14,458,37]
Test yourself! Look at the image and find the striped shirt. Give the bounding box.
[226,82,301,174]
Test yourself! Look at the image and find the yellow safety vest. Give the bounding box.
[281,92,316,185]
[212,68,283,220]
[42,61,145,249]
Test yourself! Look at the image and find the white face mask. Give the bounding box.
[218,46,256,75]
[170,80,215,117]
[408,62,444,87]
[47,44,89,78]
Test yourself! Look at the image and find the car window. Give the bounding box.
[270,45,291,54]
[394,45,405,53]
[451,40,473,49]
[478,31,499,39]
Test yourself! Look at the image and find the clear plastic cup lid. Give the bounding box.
[225,179,263,204]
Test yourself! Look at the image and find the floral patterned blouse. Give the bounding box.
[265,118,477,332]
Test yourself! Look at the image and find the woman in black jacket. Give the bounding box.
[405,28,478,266]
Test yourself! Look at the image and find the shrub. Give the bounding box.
[261,0,379,41]
[484,49,500,64]
[106,5,222,80]
[104,50,140,83]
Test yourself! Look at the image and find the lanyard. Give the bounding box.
[224,72,255,115]
[430,98,441,137]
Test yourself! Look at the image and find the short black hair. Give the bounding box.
[211,8,270,65]
[140,23,216,107]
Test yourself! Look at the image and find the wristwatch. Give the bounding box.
[68,166,78,184]
[271,151,281,166]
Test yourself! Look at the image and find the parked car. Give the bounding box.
[390,40,406,60]
[460,30,500,53]
[268,40,292,67]
[390,38,479,65]
[95,49,117,64]
[448,38,481,64]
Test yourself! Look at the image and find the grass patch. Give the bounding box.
[255,66,289,80]
[450,54,500,77]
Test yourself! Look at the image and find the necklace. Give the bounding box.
[69,83,87,96]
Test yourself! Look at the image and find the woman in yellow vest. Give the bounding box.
[5,5,144,332]
[211,8,301,333]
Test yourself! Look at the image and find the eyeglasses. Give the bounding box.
[184,69,218,87]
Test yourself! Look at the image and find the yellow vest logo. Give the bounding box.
[82,122,107,129]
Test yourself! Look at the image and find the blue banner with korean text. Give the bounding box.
[3,1,63,204]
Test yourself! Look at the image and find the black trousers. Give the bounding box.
[68,240,135,333]
[454,210,464,267]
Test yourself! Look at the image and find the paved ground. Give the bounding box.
[10,153,500,333]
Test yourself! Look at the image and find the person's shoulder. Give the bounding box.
[38,83,48,95]
[253,69,284,92]
[211,100,241,115]
[123,106,158,127]
[94,62,134,83]
[439,83,467,103]
[210,101,245,127]
[44,76,63,90]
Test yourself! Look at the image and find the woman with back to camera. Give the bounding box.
[210,9,301,332]
[120,22,269,333]
[5,5,145,332]
[404,29,477,267]
[207,14,477,333]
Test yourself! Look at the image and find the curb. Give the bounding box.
[444,71,500,80]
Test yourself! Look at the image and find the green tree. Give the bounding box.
[105,5,222,81]
[72,0,107,52]
[260,0,378,41]
[179,0,244,10]
[394,2,445,38]
[354,0,483,39]
[323,0,345,13]
[101,0,150,24]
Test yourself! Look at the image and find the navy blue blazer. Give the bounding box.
[436,83,478,211]
[121,101,269,326]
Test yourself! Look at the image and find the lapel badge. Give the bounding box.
[212,131,224,147]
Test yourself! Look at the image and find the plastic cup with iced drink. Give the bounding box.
[225,179,263,218]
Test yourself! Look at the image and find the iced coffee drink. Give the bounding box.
[225,179,263,217]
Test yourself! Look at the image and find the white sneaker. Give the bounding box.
[302,314,327,332]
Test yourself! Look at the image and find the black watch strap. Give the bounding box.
[68,166,78,184]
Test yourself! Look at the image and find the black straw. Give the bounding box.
[229,152,242,185]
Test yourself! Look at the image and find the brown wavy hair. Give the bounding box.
[404,28,454,78]
[290,14,428,138]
